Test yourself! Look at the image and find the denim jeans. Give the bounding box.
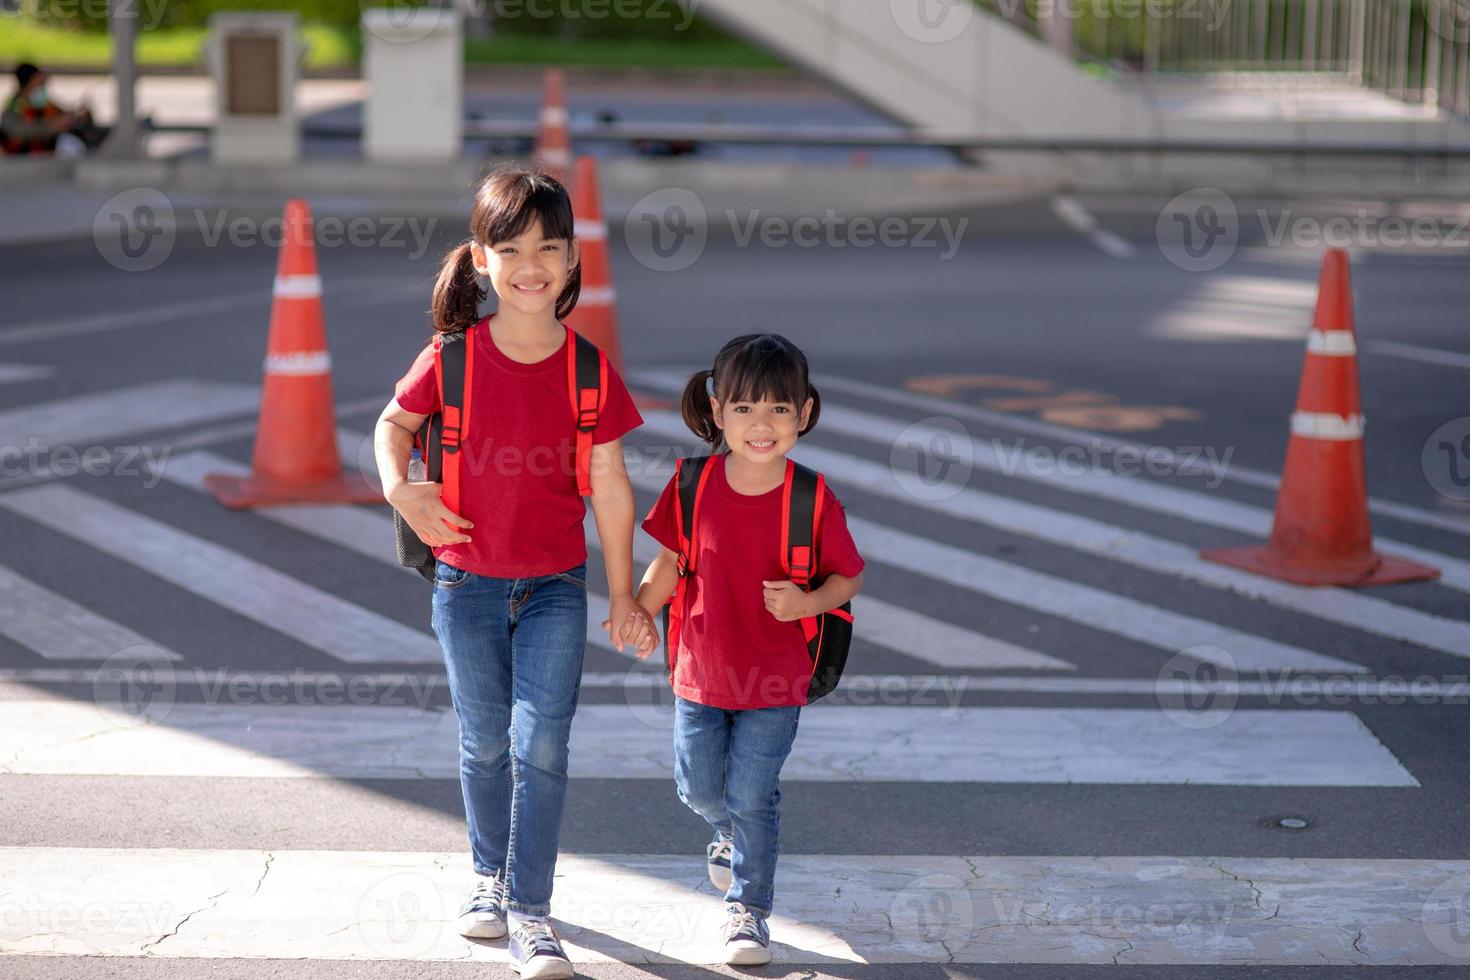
[430,557,589,917]
[673,696,801,917]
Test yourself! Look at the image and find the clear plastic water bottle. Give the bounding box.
[407,447,426,482]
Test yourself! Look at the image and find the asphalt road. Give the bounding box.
[1,190,1468,978]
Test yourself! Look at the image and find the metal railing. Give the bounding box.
[981,0,1470,118]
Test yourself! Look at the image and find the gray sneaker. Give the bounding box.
[509,917,574,978]
[723,901,771,966]
[456,871,508,939]
[706,835,733,892]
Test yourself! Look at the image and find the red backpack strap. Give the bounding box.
[432,323,475,517]
[566,327,607,497]
[782,460,822,645]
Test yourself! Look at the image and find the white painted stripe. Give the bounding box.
[633,413,1382,672]
[0,699,1415,785]
[1290,410,1365,440]
[0,380,258,450]
[263,350,332,375]
[539,105,568,126]
[753,370,1470,538]
[0,362,54,384]
[1050,195,1136,258]
[1307,329,1358,355]
[3,848,1462,964]
[608,478,1074,673]
[578,285,616,305]
[786,397,1470,596]
[0,563,183,662]
[573,219,606,241]
[272,274,322,298]
[0,484,442,664]
[1369,338,1470,370]
[6,666,1463,701]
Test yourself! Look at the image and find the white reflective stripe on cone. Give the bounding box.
[273,274,322,299]
[573,219,606,241]
[538,148,571,166]
[539,106,568,125]
[265,351,332,375]
[1290,411,1365,440]
[579,285,616,305]
[1307,330,1358,356]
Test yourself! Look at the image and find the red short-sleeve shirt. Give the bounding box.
[394,316,643,578]
[641,453,865,709]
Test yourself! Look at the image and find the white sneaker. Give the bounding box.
[706,835,733,892]
[456,871,508,939]
[723,901,771,966]
[509,917,574,978]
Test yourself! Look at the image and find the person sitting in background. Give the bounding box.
[2,63,108,157]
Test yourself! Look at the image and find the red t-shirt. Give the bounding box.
[394,316,643,578]
[641,453,865,709]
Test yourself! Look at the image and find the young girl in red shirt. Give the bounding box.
[635,334,865,965]
[375,167,657,979]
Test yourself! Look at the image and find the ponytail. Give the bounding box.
[681,369,723,449]
[800,381,821,435]
[430,240,485,335]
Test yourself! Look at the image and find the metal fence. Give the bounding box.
[982,0,1470,118]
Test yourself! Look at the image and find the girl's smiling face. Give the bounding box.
[471,217,578,317]
[712,395,813,465]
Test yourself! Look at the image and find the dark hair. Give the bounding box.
[681,334,822,449]
[430,165,580,334]
[15,64,40,89]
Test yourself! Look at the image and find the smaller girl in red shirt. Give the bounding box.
[635,334,864,966]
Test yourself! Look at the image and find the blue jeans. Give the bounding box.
[673,696,801,918]
[430,557,589,917]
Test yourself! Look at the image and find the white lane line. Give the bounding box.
[0,380,260,450]
[603,510,1075,673]
[0,362,54,384]
[1368,339,1470,370]
[8,667,1464,701]
[637,369,1470,539]
[811,401,1470,596]
[0,483,442,664]
[631,414,1370,672]
[2,848,1463,964]
[0,563,184,662]
[0,699,1416,786]
[1050,195,1136,258]
[702,409,1470,656]
[157,449,626,659]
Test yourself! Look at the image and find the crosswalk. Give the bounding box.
[1,371,1467,968]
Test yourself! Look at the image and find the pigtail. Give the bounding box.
[800,381,822,436]
[555,256,581,321]
[430,240,485,335]
[681,369,723,448]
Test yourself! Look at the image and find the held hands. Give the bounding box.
[386,480,474,546]
[762,580,814,622]
[602,593,660,657]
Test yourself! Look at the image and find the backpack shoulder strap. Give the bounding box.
[430,324,475,515]
[781,460,821,587]
[566,327,608,497]
[673,453,717,576]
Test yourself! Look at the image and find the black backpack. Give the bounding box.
[662,454,854,702]
[394,319,606,582]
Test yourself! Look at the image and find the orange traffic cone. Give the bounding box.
[562,156,670,411]
[534,68,571,184]
[1200,248,1438,587]
[204,199,382,509]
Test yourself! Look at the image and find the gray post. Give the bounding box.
[108,0,139,158]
